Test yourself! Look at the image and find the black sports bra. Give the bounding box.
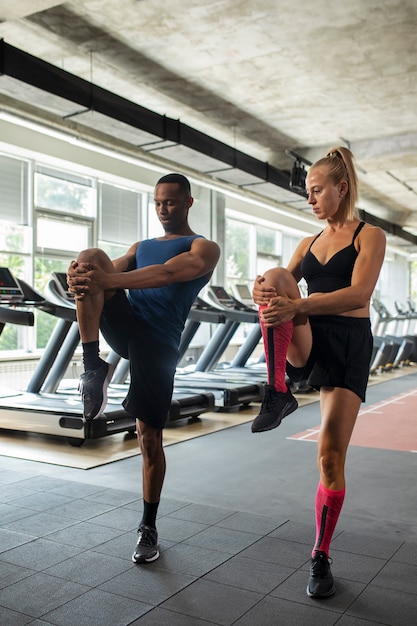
[301,221,365,295]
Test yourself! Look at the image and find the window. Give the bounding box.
[0,155,29,225]
[0,156,31,352]
[98,182,142,255]
[225,218,252,285]
[36,214,91,255]
[35,166,95,217]
[34,257,74,350]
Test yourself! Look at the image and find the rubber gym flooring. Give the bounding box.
[0,366,416,625]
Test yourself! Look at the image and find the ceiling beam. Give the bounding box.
[0,40,292,192]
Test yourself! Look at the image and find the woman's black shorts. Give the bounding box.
[286,315,373,402]
[100,290,179,429]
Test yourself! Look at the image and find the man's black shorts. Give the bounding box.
[100,290,179,429]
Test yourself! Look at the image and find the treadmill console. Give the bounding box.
[0,267,24,302]
[206,285,257,313]
[207,285,236,309]
[51,272,75,301]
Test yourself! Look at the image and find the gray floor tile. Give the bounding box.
[0,528,37,553]
[48,482,106,499]
[0,560,35,590]
[0,484,34,503]
[184,525,261,555]
[0,469,35,485]
[336,617,388,626]
[326,550,387,584]
[129,607,219,625]
[331,529,404,559]
[156,515,209,541]
[204,554,295,593]
[215,511,285,535]
[90,529,140,558]
[2,511,77,537]
[167,502,236,524]
[11,476,73,492]
[268,519,318,545]
[0,572,89,618]
[0,503,36,526]
[1,538,83,571]
[0,605,33,625]
[152,541,231,577]
[161,578,263,625]
[239,535,310,567]
[11,491,74,512]
[46,520,125,549]
[47,498,117,522]
[84,505,139,531]
[42,588,152,626]
[43,550,132,586]
[98,564,196,605]
[370,559,417,595]
[391,540,417,565]
[347,585,417,625]
[235,594,341,625]
[85,488,139,507]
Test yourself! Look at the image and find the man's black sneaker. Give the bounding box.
[132,525,159,564]
[251,384,298,433]
[78,361,114,420]
[306,551,335,598]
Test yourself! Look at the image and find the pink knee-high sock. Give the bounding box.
[259,306,293,393]
[313,482,345,557]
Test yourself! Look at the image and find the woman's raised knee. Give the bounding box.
[263,267,299,296]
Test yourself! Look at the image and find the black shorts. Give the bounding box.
[286,315,373,402]
[100,290,179,429]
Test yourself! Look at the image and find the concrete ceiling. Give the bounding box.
[1,0,417,252]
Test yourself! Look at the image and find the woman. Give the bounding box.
[252,147,385,598]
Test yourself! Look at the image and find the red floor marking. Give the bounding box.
[288,388,417,453]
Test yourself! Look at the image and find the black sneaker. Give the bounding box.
[78,362,114,420]
[132,525,159,563]
[251,385,298,433]
[306,551,335,598]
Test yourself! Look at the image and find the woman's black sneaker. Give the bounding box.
[251,384,298,433]
[306,551,336,598]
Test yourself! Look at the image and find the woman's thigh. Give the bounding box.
[318,387,362,456]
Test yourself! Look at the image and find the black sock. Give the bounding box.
[140,500,159,530]
[82,341,102,371]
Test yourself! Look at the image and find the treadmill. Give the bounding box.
[174,286,265,408]
[0,270,214,446]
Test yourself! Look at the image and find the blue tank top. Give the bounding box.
[301,221,365,294]
[127,235,210,349]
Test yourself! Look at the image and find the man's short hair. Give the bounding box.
[156,173,191,196]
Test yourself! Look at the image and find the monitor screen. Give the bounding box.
[0,268,24,302]
[52,272,74,300]
[234,284,252,301]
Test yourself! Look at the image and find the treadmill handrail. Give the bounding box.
[0,305,34,327]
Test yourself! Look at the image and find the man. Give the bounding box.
[67,173,220,563]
